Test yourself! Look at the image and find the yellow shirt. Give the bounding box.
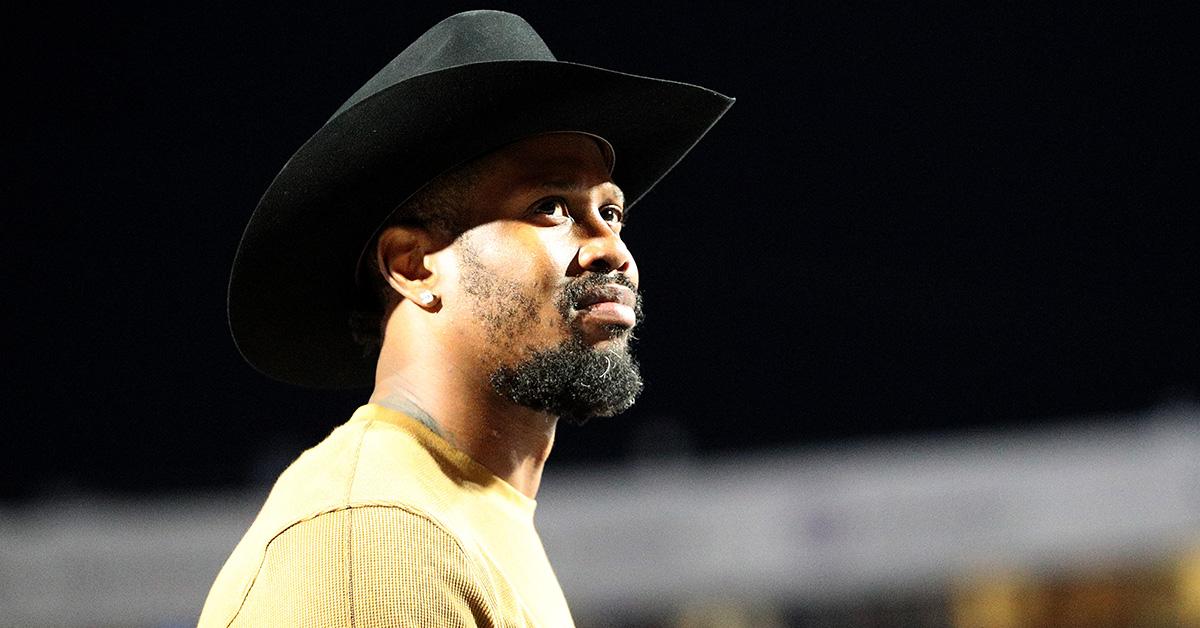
[198,404,575,627]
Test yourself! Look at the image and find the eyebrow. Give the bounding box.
[537,180,626,206]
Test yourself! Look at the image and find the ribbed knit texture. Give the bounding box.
[198,405,574,627]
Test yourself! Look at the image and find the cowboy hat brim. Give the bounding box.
[228,59,733,388]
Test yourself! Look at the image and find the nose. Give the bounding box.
[577,229,635,275]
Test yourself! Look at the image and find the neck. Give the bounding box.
[370,357,557,500]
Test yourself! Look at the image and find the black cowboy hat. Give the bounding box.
[228,10,734,388]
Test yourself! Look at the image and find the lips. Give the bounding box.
[575,284,636,310]
[573,283,638,330]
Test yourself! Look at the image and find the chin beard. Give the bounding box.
[458,235,646,423]
[490,335,643,425]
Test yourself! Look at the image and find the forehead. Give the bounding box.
[473,133,623,202]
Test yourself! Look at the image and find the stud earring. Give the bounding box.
[417,290,437,306]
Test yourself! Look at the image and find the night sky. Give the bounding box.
[5,3,1196,500]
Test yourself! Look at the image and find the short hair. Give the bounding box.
[350,160,482,352]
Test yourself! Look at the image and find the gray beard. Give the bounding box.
[490,335,643,425]
[457,237,644,423]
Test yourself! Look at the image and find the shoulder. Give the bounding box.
[226,505,502,628]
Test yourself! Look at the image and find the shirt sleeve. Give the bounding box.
[229,506,502,628]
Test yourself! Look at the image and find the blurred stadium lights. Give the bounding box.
[2,402,1198,627]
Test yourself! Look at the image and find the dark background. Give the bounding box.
[5,3,1196,500]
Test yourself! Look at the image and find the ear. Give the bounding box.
[375,225,440,303]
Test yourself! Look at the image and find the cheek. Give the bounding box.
[471,228,573,293]
[449,228,576,335]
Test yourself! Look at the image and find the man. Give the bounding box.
[200,10,731,627]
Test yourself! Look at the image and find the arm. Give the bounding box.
[227,506,501,627]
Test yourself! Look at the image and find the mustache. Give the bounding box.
[556,272,644,323]
[561,272,639,306]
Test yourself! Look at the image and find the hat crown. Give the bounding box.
[333,11,557,119]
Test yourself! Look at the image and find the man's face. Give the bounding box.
[440,133,643,422]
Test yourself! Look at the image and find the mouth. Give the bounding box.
[574,284,638,329]
[576,284,636,309]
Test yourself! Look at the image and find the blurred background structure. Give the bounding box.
[4,2,1197,626]
[4,401,1198,626]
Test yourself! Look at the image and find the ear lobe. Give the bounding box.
[376,226,437,299]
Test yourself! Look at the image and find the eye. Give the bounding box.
[599,204,625,224]
[530,197,569,219]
